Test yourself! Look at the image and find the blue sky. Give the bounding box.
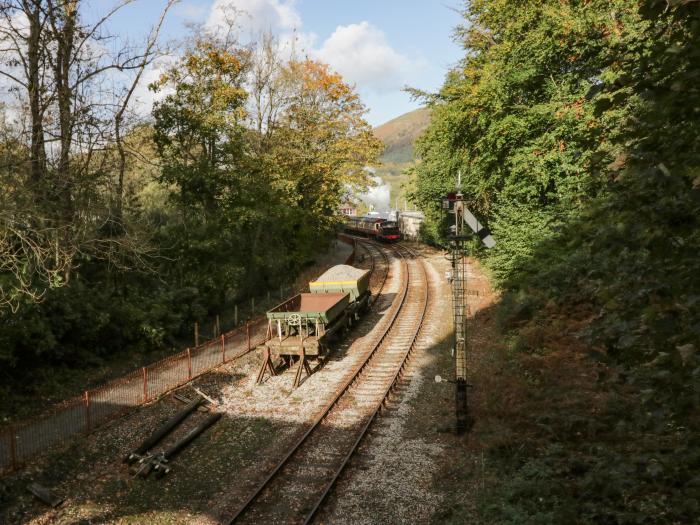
[101,0,464,126]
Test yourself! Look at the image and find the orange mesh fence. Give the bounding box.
[0,319,263,476]
[0,431,12,470]
[190,340,218,378]
[3,398,86,472]
[144,352,189,402]
[90,369,145,426]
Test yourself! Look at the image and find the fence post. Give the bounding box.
[142,367,148,403]
[234,305,238,326]
[194,322,199,347]
[221,335,226,363]
[9,426,17,470]
[246,321,251,353]
[215,315,220,337]
[84,390,91,433]
[187,348,192,380]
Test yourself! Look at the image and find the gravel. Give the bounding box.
[313,265,369,282]
[318,245,455,524]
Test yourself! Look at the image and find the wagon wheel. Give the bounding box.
[287,313,302,336]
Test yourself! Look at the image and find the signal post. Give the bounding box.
[442,174,495,434]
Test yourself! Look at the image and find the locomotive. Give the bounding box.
[343,216,401,242]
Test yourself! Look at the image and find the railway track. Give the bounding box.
[358,240,390,305]
[223,242,429,524]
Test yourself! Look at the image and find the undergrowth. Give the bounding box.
[466,310,700,525]
[413,2,700,523]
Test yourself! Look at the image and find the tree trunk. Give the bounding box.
[49,0,78,219]
[24,0,47,188]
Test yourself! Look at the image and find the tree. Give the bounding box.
[150,39,265,301]
[273,59,382,226]
[412,2,700,522]
[150,42,382,300]
[412,0,647,276]
[0,0,174,309]
[151,40,249,213]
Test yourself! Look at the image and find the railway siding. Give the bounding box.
[1,241,443,525]
[222,243,430,524]
[3,240,387,523]
[0,240,373,524]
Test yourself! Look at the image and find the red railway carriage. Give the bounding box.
[344,216,401,242]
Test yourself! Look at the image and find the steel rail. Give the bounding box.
[223,242,418,525]
[302,244,429,523]
[346,236,392,313]
[362,240,390,309]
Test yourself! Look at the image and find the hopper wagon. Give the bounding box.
[256,265,371,387]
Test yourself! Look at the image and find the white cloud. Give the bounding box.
[314,22,415,93]
[176,3,208,20]
[204,1,418,95]
[206,0,302,37]
[130,59,175,116]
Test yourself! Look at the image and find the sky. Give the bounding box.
[99,0,465,126]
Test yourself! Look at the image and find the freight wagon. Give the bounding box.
[344,216,401,242]
[256,265,371,387]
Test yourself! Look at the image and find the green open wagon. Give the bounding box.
[256,265,371,387]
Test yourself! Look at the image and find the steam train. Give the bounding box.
[344,216,401,242]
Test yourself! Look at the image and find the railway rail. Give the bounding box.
[223,242,429,524]
[358,240,390,307]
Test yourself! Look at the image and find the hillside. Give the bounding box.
[374,107,431,165]
[372,108,431,208]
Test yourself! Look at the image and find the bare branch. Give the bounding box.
[69,0,137,69]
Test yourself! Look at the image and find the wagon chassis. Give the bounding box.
[255,291,371,388]
[223,241,430,524]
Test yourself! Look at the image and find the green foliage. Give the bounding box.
[0,37,379,402]
[151,42,249,211]
[0,273,189,367]
[272,59,382,224]
[414,0,700,523]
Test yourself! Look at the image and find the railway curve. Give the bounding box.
[222,242,429,525]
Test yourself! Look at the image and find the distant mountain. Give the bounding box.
[374,107,431,165]
[370,108,431,209]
